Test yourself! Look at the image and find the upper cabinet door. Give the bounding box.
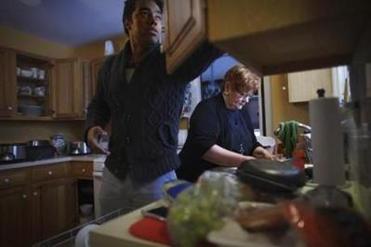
[0,48,16,117]
[164,0,207,74]
[52,58,83,119]
[89,57,105,102]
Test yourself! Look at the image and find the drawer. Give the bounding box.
[71,162,93,179]
[32,163,69,182]
[0,168,30,189]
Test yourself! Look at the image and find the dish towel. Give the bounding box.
[275,120,298,157]
[129,217,171,245]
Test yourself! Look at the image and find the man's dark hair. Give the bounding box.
[122,0,164,34]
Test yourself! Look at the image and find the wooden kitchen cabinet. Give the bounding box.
[82,60,92,117]
[0,167,30,189]
[0,46,100,121]
[0,168,32,246]
[31,163,77,240]
[0,186,30,247]
[288,68,333,102]
[0,162,79,246]
[0,48,17,117]
[164,0,370,75]
[52,58,84,119]
[164,0,206,74]
[37,178,78,240]
[32,163,70,182]
[0,47,55,120]
[16,54,53,118]
[89,57,105,100]
[0,47,88,120]
[71,161,93,180]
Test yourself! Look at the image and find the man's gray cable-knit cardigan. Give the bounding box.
[86,41,222,182]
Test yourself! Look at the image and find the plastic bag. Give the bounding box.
[167,171,248,247]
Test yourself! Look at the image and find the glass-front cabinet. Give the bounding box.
[0,47,89,120]
[16,54,53,118]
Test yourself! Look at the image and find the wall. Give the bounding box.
[270,73,309,132]
[0,121,85,144]
[73,35,127,60]
[0,25,74,58]
[0,25,127,60]
[201,55,239,81]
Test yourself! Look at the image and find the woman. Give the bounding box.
[177,65,273,182]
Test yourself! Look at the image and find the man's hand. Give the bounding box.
[252,146,274,160]
[87,126,110,155]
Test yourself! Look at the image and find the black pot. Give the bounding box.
[26,140,56,161]
[27,139,51,147]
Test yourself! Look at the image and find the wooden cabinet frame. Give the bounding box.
[0,48,17,117]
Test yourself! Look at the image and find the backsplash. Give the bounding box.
[0,121,85,144]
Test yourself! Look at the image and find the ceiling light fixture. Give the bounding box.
[19,0,42,7]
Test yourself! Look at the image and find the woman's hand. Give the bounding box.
[252,146,274,160]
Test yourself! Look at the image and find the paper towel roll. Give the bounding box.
[309,97,345,186]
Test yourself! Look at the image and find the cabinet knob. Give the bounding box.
[7,106,13,111]
[48,171,53,175]
[4,178,10,183]
[82,169,86,173]
[22,194,27,199]
[33,192,38,196]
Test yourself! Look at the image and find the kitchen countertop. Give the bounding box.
[89,181,361,247]
[90,200,168,247]
[0,154,106,171]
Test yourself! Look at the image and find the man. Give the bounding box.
[86,0,221,215]
[177,65,273,182]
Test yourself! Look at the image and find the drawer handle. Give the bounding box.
[4,178,10,183]
[22,194,27,199]
[82,169,86,173]
[48,171,53,175]
[33,192,38,196]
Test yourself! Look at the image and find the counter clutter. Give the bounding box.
[89,162,371,247]
[91,201,168,247]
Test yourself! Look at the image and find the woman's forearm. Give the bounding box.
[202,144,255,167]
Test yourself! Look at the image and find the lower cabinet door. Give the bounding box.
[39,178,78,240]
[0,187,30,247]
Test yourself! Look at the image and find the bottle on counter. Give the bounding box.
[50,133,66,156]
